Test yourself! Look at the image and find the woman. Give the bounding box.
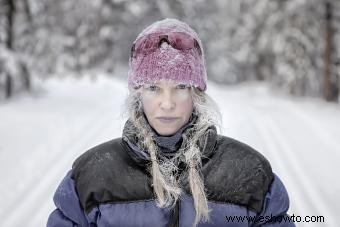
[47,18,295,227]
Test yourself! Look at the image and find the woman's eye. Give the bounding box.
[147,85,158,91]
[177,84,188,89]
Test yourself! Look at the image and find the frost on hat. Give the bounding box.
[128,18,207,91]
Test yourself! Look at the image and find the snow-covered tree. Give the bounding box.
[1,0,338,102]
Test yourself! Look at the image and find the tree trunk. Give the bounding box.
[323,1,339,102]
[23,0,32,23]
[6,0,15,50]
[5,72,13,98]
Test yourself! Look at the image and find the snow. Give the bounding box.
[0,75,339,227]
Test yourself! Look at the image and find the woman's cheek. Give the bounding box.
[174,90,191,101]
[141,91,158,100]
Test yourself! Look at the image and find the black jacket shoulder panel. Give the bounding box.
[202,135,274,213]
[71,135,273,214]
[72,138,154,213]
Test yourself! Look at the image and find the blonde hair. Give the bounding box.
[122,87,222,226]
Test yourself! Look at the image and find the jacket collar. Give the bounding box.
[121,113,218,167]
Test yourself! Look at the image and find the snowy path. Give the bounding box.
[0,77,128,227]
[209,83,339,227]
[0,77,339,227]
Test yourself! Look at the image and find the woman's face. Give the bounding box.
[140,79,194,136]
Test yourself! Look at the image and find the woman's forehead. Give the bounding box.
[149,79,187,86]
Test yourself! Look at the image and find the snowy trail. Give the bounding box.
[246,89,339,226]
[3,104,116,226]
[208,82,339,227]
[0,77,127,226]
[248,107,334,226]
[1,78,339,227]
[268,106,338,227]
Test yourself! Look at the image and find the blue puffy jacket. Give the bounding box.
[47,124,295,227]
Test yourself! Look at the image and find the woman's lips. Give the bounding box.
[157,117,178,123]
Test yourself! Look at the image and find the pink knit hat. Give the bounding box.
[128,18,207,91]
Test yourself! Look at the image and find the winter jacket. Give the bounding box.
[47,119,295,227]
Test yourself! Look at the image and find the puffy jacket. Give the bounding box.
[47,121,295,227]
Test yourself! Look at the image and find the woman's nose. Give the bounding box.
[160,92,175,110]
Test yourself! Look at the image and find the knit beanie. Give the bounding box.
[128,18,207,91]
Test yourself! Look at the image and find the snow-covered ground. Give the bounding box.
[0,75,339,227]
